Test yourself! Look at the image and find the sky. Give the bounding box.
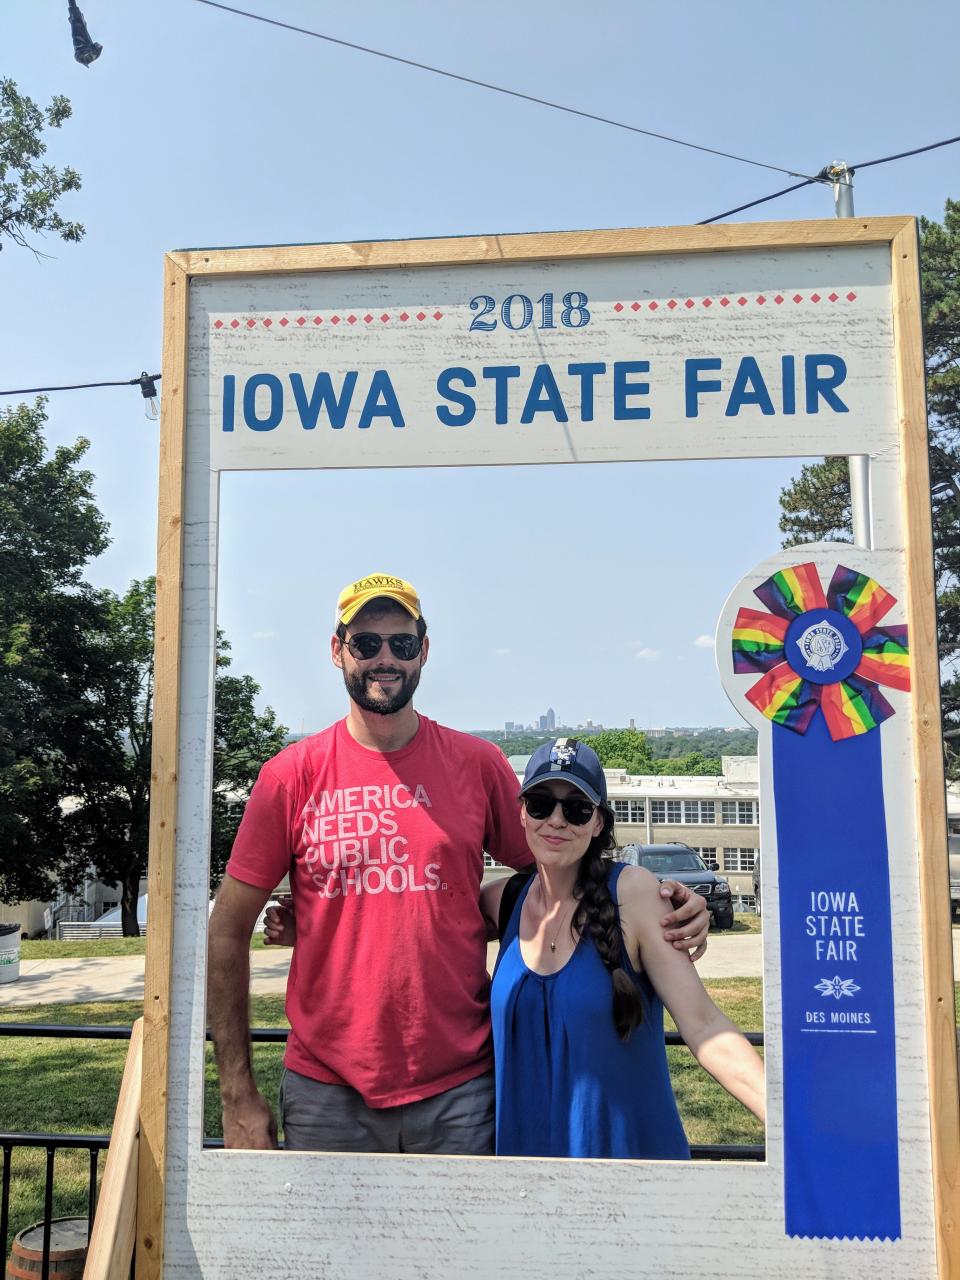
[4,1,960,735]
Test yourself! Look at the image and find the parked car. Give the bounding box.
[950,836,960,921]
[617,842,735,930]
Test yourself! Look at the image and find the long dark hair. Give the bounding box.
[570,802,645,1042]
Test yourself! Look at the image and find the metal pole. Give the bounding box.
[823,160,872,548]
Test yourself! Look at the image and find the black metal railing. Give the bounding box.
[0,1132,107,1280]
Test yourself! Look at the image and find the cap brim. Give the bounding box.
[519,772,603,807]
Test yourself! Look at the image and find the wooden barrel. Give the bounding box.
[6,1217,88,1279]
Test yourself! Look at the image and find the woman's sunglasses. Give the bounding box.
[344,632,424,661]
[522,790,597,826]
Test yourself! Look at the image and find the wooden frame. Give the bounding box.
[140,218,958,1278]
[86,1018,143,1280]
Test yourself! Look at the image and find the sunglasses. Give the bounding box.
[344,631,423,661]
[522,790,597,826]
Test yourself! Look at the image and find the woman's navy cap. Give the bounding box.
[520,738,607,806]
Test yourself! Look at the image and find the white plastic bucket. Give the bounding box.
[0,923,21,983]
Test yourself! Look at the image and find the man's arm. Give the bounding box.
[208,873,278,1149]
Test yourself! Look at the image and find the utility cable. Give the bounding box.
[0,374,160,397]
[700,133,960,224]
[189,0,820,182]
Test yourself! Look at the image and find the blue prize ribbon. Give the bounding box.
[774,712,900,1241]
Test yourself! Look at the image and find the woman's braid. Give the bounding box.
[571,810,644,1042]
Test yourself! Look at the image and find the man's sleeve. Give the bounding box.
[482,748,535,871]
[225,763,294,891]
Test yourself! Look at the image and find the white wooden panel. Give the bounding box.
[189,246,896,471]
[158,235,941,1278]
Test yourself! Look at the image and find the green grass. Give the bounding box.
[0,997,288,1257]
[727,912,762,935]
[20,934,273,959]
[3,979,955,1256]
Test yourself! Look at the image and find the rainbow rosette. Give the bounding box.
[732,562,909,741]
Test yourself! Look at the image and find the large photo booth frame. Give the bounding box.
[139,218,958,1278]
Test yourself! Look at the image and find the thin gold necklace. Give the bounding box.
[539,882,576,952]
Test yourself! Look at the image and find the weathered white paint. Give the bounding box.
[192,246,896,472]
[161,237,940,1277]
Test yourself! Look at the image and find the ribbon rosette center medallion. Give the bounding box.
[732,561,910,739]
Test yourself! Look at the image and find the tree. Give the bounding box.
[0,79,83,253]
[778,199,960,777]
[0,399,110,903]
[64,580,288,934]
[587,728,655,775]
[658,751,722,776]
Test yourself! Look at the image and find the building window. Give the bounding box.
[683,800,715,824]
[733,893,757,913]
[723,847,757,872]
[483,853,506,869]
[949,818,960,835]
[691,847,718,870]
[651,800,664,824]
[721,800,757,825]
[613,799,645,824]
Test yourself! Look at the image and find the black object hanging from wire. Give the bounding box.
[67,0,102,66]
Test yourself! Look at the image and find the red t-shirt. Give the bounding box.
[226,716,532,1107]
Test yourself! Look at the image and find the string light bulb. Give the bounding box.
[137,372,160,421]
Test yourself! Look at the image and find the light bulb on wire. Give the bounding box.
[137,372,160,421]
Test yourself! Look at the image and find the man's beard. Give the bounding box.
[342,664,421,716]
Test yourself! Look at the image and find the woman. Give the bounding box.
[482,737,764,1159]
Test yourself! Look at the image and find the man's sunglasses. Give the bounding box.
[344,632,423,661]
[522,790,597,826]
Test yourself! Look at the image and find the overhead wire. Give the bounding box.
[700,134,960,224]
[0,375,160,397]
[189,0,820,182]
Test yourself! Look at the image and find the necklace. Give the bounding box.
[539,883,576,952]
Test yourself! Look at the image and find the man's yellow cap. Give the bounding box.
[336,573,421,627]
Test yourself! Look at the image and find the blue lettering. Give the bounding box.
[222,374,235,432]
[781,356,796,415]
[358,370,404,429]
[725,356,775,416]
[290,371,357,430]
[436,367,477,426]
[613,360,650,421]
[684,358,722,417]
[243,373,283,432]
[805,355,849,413]
[567,362,605,422]
[520,364,568,424]
[482,366,522,424]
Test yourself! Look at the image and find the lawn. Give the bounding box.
[1,981,758,1255]
[3,980,957,1258]
[20,934,273,959]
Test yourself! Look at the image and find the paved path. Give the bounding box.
[2,931,958,1007]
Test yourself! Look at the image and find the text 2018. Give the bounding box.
[468,291,591,331]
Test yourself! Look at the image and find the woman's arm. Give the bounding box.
[619,867,766,1122]
[479,876,511,941]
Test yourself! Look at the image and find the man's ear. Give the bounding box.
[331,634,344,669]
[419,635,429,667]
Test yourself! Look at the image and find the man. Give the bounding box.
[208,571,709,1153]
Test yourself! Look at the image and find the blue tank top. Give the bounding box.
[491,862,690,1160]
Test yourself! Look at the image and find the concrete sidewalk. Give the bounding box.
[2,931,957,1007]
[0,934,768,1008]
[0,949,293,1008]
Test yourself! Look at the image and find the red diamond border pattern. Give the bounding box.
[213,310,445,330]
[610,291,857,314]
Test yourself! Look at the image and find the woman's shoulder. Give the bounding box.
[610,862,665,926]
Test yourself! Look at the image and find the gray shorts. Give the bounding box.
[280,1068,495,1155]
